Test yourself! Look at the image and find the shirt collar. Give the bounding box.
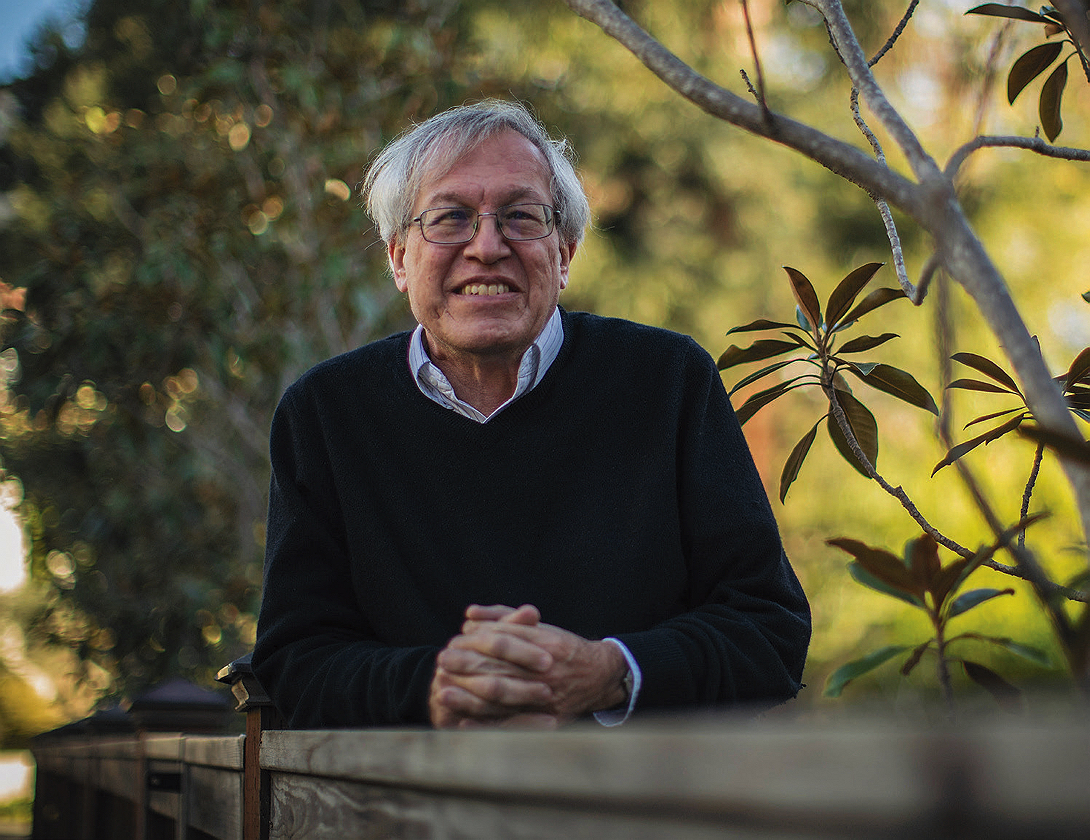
[407,307,564,422]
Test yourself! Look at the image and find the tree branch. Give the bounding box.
[945,134,1090,178]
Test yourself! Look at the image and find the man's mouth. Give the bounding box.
[459,283,512,296]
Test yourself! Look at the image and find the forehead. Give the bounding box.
[413,130,553,209]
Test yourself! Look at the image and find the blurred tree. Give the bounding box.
[0,0,508,704]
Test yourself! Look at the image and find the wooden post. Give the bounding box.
[217,653,284,840]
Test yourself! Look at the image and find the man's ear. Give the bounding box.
[388,239,408,293]
[558,240,577,291]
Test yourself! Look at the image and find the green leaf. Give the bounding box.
[838,287,906,327]
[974,636,1053,667]
[733,379,807,425]
[779,420,820,503]
[966,4,1051,24]
[852,364,938,414]
[962,660,1023,711]
[932,414,1026,475]
[1063,347,1090,389]
[836,333,899,354]
[728,359,804,397]
[826,262,884,330]
[823,645,911,698]
[963,407,1026,430]
[828,389,878,476]
[726,319,801,335]
[717,339,800,370]
[1007,41,1064,104]
[907,533,942,591]
[947,378,1018,395]
[847,562,928,608]
[951,352,1022,395]
[784,266,822,334]
[1039,59,1068,141]
[829,537,923,599]
[949,587,1015,618]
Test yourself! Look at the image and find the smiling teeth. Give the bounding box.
[462,283,510,296]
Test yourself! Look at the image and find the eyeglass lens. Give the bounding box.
[417,204,554,243]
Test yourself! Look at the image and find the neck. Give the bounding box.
[425,337,527,416]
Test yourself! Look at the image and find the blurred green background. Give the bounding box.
[0,0,1086,750]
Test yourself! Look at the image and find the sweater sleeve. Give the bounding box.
[612,343,811,712]
[251,385,437,728]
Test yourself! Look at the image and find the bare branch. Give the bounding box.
[740,0,771,126]
[561,0,924,213]
[869,0,921,67]
[946,134,1090,178]
[803,0,940,180]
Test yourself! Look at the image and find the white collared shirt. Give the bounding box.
[407,307,564,423]
[405,305,641,724]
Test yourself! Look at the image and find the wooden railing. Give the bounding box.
[29,664,1090,839]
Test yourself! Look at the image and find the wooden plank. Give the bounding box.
[260,716,1090,835]
[187,764,243,840]
[185,735,245,770]
[268,775,754,840]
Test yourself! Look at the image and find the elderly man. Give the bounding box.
[252,100,810,729]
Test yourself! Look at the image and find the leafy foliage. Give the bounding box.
[719,263,936,502]
[967,3,1090,140]
[824,530,1050,709]
[935,312,1090,477]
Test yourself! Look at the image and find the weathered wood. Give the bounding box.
[259,716,1090,839]
[30,714,1090,839]
[188,765,243,840]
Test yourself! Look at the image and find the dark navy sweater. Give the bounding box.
[253,310,810,727]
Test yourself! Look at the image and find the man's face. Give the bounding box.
[388,130,577,365]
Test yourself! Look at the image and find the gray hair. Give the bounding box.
[362,100,590,247]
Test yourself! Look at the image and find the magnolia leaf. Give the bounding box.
[1084,291,1090,304]
[726,318,800,335]
[1039,59,1068,142]
[828,389,878,476]
[839,287,906,327]
[829,537,923,599]
[947,378,1018,394]
[930,557,972,607]
[853,364,938,414]
[823,645,911,698]
[847,562,928,608]
[965,4,1051,24]
[1017,426,1090,464]
[836,360,879,376]
[733,380,807,425]
[964,407,1026,430]
[962,660,1023,711]
[717,339,799,370]
[1064,347,1090,389]
[932,414,1025,475]
[948,587,1015,618]
[966,635,1053,667]
[951,352,1022,394]
[836,333,899,354]
[1007,41,1064,104]
[784,266,822,333]
[900,640,931,676]
[826,262,884,330]
[779,420,820,503]
[728,359,803,397]
[907,533,941,590]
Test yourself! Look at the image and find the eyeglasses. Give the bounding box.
[411,203,558,244]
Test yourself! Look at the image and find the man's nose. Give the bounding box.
[463,213,511,259]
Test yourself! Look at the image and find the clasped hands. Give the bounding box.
[429,604,628,729]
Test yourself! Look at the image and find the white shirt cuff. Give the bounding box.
[593,638,642,727]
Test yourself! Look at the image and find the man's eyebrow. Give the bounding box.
[423,186,545,206]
